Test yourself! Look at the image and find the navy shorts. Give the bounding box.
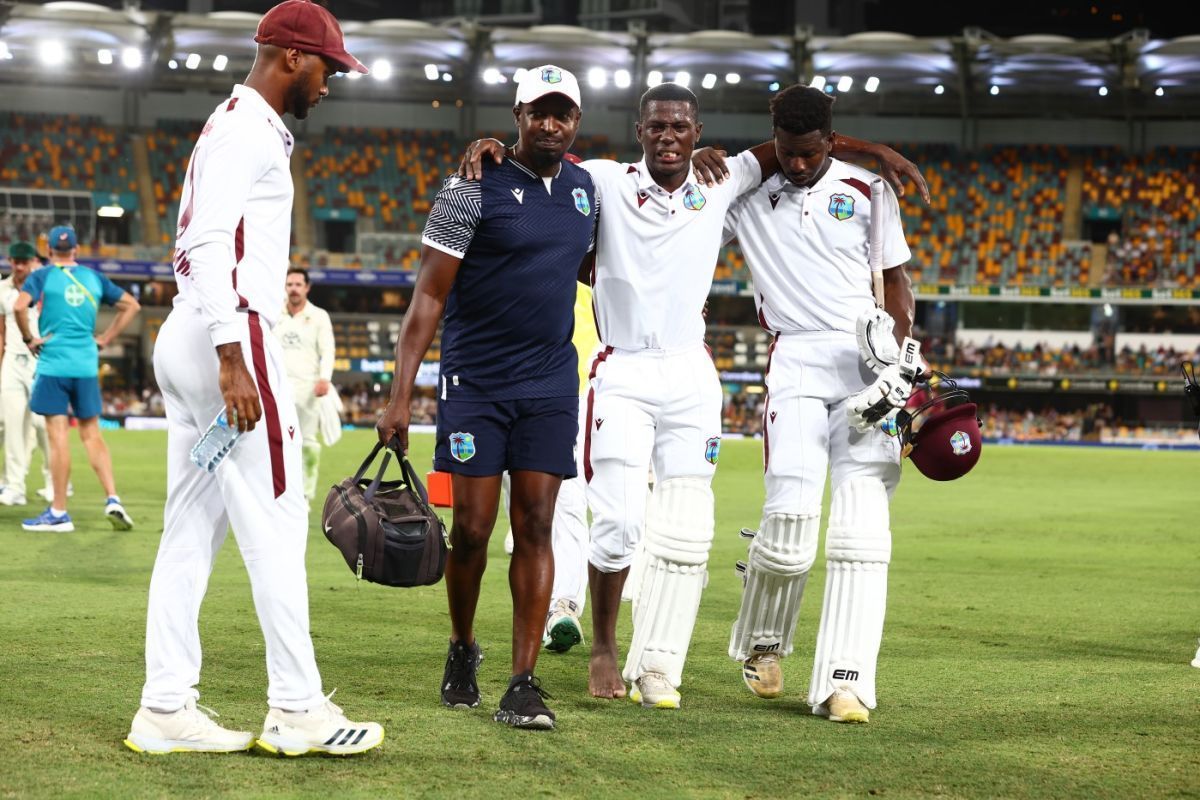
[434,395,578,478]
[30,375,103,419]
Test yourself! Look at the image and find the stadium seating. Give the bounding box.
[1083,147,1200,287]
[144,120,201,247]
[0,112,133,193]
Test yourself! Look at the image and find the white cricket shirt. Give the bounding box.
[0,276,39,357]
[582,150,761,350]
[274,300,335,389]
[171,84,297,346]
[723,157,911,335]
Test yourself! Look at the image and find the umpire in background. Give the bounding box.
[377,65,597,731]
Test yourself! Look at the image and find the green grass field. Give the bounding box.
[0,431,1196,799]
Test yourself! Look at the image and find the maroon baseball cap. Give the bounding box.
[908,402,982,481]
[255,0,368,75]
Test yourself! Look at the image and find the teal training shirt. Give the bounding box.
[22,264,126,378]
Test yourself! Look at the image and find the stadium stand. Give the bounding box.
[144,120,200,246]
[0,112,133,193]
[1083,147,1200,287]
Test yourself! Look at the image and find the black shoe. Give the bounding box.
[493,672,555,730]
[441,639,482,709]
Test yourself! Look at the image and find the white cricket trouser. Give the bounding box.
[1,353,51,495]
[141,306,324,713]
[762,332,901,515]
[550,393,589,609]
[584,345,722,572]
[289,383,321,501]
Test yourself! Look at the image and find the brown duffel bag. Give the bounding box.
[322,440,449,587]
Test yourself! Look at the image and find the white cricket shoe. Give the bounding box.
[630,672,681,710]
[257,693,383,756]
[817,689,870,724]
[503,529,514,555]
[742,652,783,699]
[542,598,584,653]
[123,699,254,754]
[0,487,26,506]
[1192,639,1200,669]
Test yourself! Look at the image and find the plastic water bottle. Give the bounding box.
[189,410,240,472]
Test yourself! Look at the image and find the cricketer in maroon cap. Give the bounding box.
[246,0,366,122]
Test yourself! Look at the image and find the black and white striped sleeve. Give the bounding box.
[421,175,482,259]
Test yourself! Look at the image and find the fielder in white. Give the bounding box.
[273,266,335,502]
[718,85,922,724]
[0,241,52,506]
[125,0,381,756]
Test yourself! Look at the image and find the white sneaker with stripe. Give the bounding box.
[123,698,254,754]
[257,693,383,756]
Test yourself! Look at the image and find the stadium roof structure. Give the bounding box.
[0,1,1198,119]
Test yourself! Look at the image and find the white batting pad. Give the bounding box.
[728,513,820,661]
[808,477,892,710]
[622,477,715,688]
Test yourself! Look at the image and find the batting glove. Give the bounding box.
[855,307,899,373]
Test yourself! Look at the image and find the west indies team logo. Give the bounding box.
[682,185,706,210]
[572,187,590,216]
[541,67,562,84]
[828,193,854,220]
[704,436,721,465]
[449,432,476,462]
[950,430,973,456]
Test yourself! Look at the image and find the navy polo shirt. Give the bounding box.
[421,156,598,401]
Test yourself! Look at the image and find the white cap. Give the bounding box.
[514,65,582,110]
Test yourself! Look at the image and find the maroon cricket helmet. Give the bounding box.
[896,375,982,481]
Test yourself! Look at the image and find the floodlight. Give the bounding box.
[0,42,10,61]
[934,84,945,95]
[372,59,392,81]
[647,70,662,86]
[212,54,228,71]
[1098,85,1108,96]
[864,76,879,93]
[97,48,113,65]
[675,71,690,88]
[989,84,999,95]
[441,72,452,82]
[725,72,740,85]
[185,53,201,70]
[483,67,502,84]
[39,41,67,66]
[701,73,717,89]
[837,75,853,92]
[613,69,631,88]
[424,64,438,80]
[1155,86,1164,97]
[513,68,527,82]
[768,81,780,91]
[168,58,178,69]
[809,75,825,90]
[121,47,142,69]
[587,67,606,88]
[97,206,124,218]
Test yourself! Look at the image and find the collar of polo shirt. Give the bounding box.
[766,155,844,195]
[231,83,296,156]
[631,158,700,195]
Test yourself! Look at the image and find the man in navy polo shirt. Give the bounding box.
[377,65,596,731]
